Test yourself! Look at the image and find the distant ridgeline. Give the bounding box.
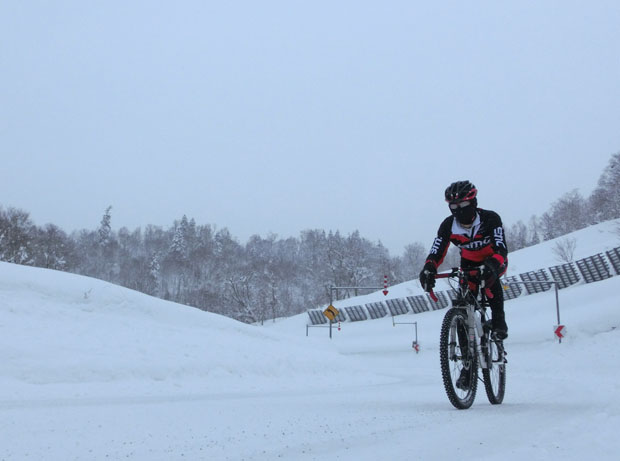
[307,247,620,325]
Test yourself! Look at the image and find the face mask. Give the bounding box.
[453,204,476,225]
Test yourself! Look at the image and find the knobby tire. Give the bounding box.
[482,335,506,404]
[439,308,478,409]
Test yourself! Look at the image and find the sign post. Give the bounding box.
[392,316,419,353]
[323,305,339,339]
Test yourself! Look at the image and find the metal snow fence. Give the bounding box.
[407,295,430,313]
[427,291,450,309]
[605,247,620,275]
[385,298,409,316]
[444,289,459,305]
[365,302,387,319]
[548,262,581,289]
[307,310,327,325]
[333,310,347,323]
[520,269,553,294]
[502,275,522,300]
[576,254,612,283]
[344,305,367,322]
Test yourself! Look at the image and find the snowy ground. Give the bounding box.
[1,222,619,460]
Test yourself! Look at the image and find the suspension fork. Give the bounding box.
[449,307,469,361]
[448,311,459,360]
[467,304,488,369]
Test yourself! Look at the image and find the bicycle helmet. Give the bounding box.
[445,180,478,224]
[445,180,477,203]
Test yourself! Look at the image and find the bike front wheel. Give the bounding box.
[439,308,478,409]
[482,335,506,404]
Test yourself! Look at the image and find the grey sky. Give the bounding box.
[1,1,619,255]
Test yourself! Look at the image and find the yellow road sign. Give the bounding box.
[323,305,339,321]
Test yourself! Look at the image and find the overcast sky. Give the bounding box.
[1,1,619,255]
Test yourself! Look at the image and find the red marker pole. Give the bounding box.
[383,275,389,296]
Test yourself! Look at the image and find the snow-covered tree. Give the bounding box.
[552,237,577,263]
[540,189,588,240]
[33,223,73,270]
[401,242,426,280]
[0,207,35,265]
[528,215,541,246]
[589,151,620,222]
[95,205,118,279]
[148,253,161,296]
[98,206,113,248]
[169,225,188,263]
[507,220,528,251]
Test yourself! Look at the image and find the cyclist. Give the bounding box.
[419,180,509,340]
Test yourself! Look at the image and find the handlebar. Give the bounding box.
[427,266,486,302]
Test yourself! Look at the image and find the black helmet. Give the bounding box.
[445,180,477,203]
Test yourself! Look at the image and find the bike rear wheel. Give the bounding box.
[439,308,478,409]
[482,335,506,404]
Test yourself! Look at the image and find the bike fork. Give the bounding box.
[468,305,488,369]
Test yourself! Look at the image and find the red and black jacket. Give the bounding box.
[425,208,508,271]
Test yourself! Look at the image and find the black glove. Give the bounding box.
[483,257,502,287]
[419,261,437,292]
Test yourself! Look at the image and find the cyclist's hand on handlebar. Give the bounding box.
[419,261,437,292]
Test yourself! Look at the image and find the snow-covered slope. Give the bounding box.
[1,220,619,460]
[0,262,386,401]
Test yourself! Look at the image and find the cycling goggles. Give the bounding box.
[449,200,471,210]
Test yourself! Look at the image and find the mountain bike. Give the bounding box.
[430,267,507,410]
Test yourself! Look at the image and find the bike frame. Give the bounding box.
[432,267,491,371]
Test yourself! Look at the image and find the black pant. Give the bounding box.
[461,258,505,320]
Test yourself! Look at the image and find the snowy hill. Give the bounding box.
[1,220,619,460]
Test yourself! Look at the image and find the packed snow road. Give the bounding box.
[1,260,618,460]
[3,320,618,460]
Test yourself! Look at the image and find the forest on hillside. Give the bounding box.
[1,153,618,323]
